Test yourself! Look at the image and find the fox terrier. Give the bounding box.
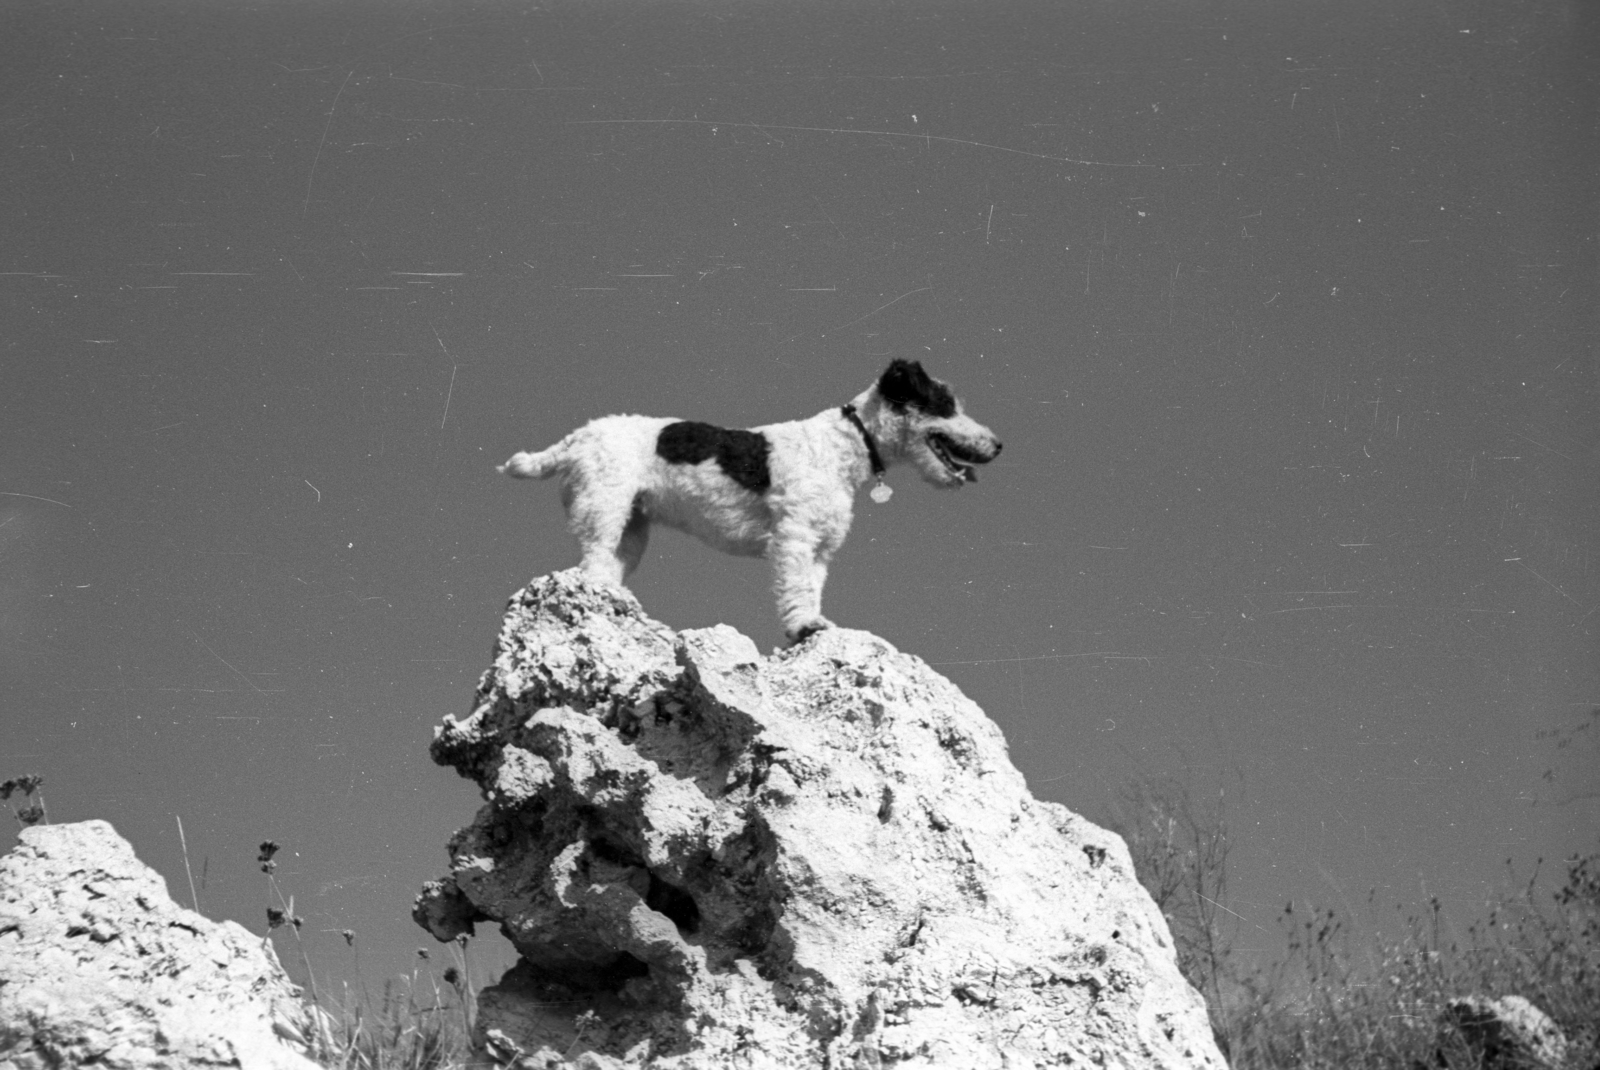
[499,359,1001,642]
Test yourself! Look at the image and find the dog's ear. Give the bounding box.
[878,359,956,417]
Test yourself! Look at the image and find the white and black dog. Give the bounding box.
[500,359,1001,642]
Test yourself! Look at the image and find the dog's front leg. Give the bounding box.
[770,528,834,643]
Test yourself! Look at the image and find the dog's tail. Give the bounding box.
[497,439,570,480]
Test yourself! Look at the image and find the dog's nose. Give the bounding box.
[991,440,1002,458]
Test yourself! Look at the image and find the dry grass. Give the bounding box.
[259,839,475,1070]
[266,936,477,1070]
[1110,780,1600,1069]
[305,965,473,1070]
[1220,863,1599,1069]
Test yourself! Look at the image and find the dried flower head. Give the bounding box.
[257,841,280,874]
[1,775,43,800]
[443,966,461,986]
[267,907,287,930]
[341,929,356,947]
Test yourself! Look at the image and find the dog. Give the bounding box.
[499,359,1001,642]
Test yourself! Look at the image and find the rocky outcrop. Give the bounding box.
[0,820,319,1070]
[415,569,1226,1069]
[1442,995,1570,1070]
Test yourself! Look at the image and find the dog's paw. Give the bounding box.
[788,618,835,644]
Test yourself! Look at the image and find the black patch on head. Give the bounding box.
[656,421,772,494]
[877,359,957,418]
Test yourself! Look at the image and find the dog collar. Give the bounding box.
[842,404,893,502]
[840,404,885,477]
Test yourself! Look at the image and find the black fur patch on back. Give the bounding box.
[656,421,772,494]
[877,359,957,418]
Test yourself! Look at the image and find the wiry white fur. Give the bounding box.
[500,363,1001,642]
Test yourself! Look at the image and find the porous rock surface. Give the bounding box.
[0,820,319,1070]
[416,569,1226,1069]
[1442,995,1571,1070]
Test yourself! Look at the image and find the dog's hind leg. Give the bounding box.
[615,504,651,579]
[568,491,646,589]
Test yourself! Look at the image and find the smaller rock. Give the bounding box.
[1443,995,1569,1070]
[0,820,320,1070]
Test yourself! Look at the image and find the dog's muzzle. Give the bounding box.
[929,432,1001,483]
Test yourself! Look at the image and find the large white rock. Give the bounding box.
[417,570,1227,1069]
[0,820,319,1070]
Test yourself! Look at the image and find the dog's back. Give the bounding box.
[499,415,675,483]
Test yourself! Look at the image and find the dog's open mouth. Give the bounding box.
[928,432,981,482]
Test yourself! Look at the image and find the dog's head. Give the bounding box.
[859,359,1002,488]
